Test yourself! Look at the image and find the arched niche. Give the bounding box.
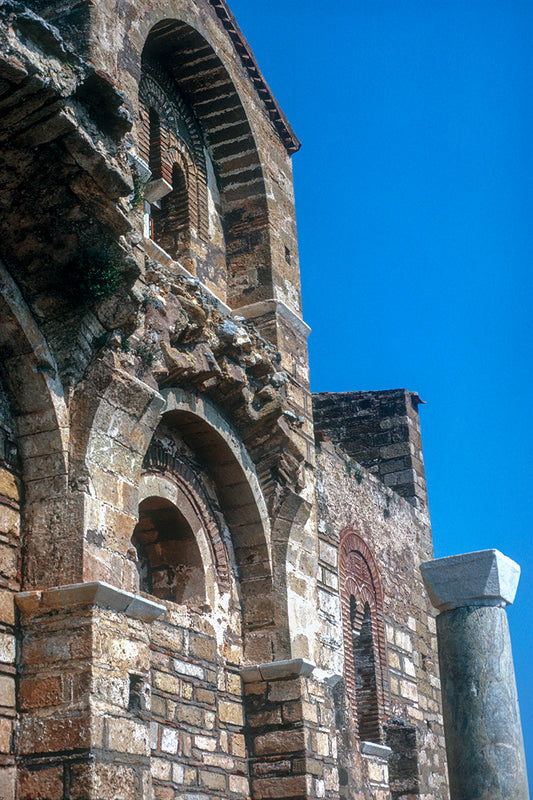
[138,17,273,308]
[0,262,74,588]
[0,262,68,497]
[339,530,388,744]
[135,466,233,614]
[152,388,278,661]
[133,495,207,606]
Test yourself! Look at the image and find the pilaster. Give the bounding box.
[15,583,164,800]
[241,659,339,800]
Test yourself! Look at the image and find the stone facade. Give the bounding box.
[0,2,454,798]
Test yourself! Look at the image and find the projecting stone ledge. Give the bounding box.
[420,549,520,611]
[15,581,166,622]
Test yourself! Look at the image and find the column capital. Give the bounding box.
[421,549,520,612]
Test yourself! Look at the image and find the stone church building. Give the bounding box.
[1,1,516,798]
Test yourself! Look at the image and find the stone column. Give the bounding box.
[421,550,529,800]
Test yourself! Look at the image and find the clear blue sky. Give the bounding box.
[229,0,533,781]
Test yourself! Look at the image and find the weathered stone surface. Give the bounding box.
[437,605,528,800]
[0,2,525,800]
[421,549,520,611]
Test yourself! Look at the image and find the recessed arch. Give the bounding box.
[158,388,275,658]
[0,261,69,497]
[339,529,388,743]
[138,16,274,307]
[133,494,207,606]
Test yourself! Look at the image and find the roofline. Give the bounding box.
[208,0,301,155]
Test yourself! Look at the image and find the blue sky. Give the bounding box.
[229,0,533,780]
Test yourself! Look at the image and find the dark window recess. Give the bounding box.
[351,599,380,743]
[285,246,291,264]
[129,674,147,713]
[132,496,206,606]
[149,107,162,180]
[153,163,190,258]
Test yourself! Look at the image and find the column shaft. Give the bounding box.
[437,605,528,800]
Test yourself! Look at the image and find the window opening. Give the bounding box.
[340,532,387,746]
[152,163,190,258]
[351,599,380,743]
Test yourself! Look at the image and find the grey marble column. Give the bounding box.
[421,550,529,800]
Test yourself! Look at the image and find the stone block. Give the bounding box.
[73,764,140,799]
[194,734,217,751]
[151,757,171,781]
[0,506,19,537]
[19,675,62,710]
[0,471,20,503]
[200,769,226,791]
[18,717,90,755]
[230,733,246,757]
[161,726,179,754]
[177,703,203,726]
[173,658,204,679]
[190,633,216,662]
[153,671,181,696]
[267,677,301,703]
[254,728,306,756]
[219,699,244,726]
[19,766,62,800]
[248,708,283,728]
[0,674,15,708]
[106,716,150,755]
[0,591,14,626]
[252,775,308,799]
[229,774,250,794]
[195,687,215,704]
[0,718,12,753]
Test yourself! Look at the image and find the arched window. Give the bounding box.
[139,63,209,261]
[152,163,191,255]
[340,531,387,744]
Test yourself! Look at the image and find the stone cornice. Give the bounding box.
[16,582,165,622]
[421,550,521,612]
[237,300,311,340]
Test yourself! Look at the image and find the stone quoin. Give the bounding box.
[0,2,527,799]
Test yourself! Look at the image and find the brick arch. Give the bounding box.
[339,530,388,742]
[140,442,232,593]
[140,17,273,308]
[139,61,209,245]
[160,388,279,661]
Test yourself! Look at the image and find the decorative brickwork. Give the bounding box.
[339,531,387,743]
[139,61,209,255]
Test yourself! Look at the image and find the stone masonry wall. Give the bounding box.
[315,437,449,800]
[0,377,19,800]
[242,662,339,800]
[149,604,250,799]
[313,390,428,513]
